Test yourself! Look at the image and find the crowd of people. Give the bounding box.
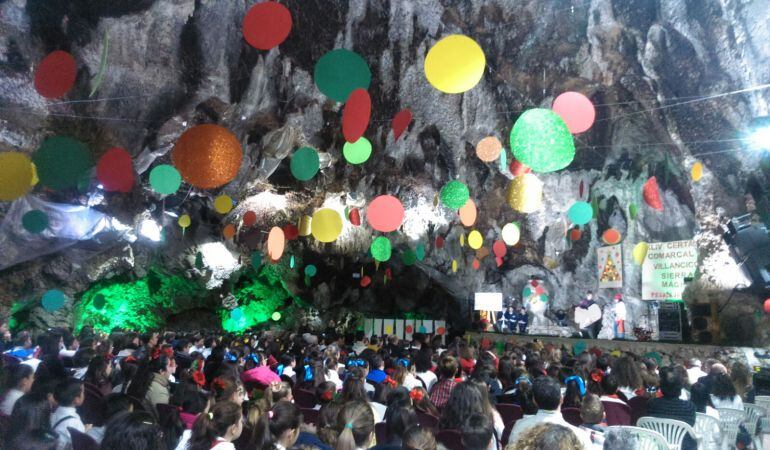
[0,320,762,450]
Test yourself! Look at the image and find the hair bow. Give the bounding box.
[321,390,334,401]
[590,369,605,383]
[397,358,411,368]
[564,375,586,396]
[212,378,226,390]
[383,376,397,388]
[409,389,424,402]
[276,364,285,376]
[303,364,314,382]
[515,375,532,386]
[151,348,161,360]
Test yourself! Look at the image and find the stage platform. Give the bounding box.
[469,332,760,366]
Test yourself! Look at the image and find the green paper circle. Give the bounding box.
[540,294,548,302]
[510,108,575,173]
[42,289,65,312]
[568,201,593,225]
[314,49,372,102]
[93,294,106,310]
[22,210,48,233]
[415,243,425,261]
[149,164,181,195]
[290,147,320,181]
[629,203,638,220]
[343,137,372,164]
[523,287,532,297]
[33,136,93,191]
[370,236,392,262]
[251,253,262,271]
[304,264,317,277]
[419,326,427,333]
[440,180,470,209]
[401,249,417,266]
[271,311,282,321]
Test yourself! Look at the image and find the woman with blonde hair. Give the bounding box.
[506,423,585,450]
[335,401,375,450]
[402,425,437,450]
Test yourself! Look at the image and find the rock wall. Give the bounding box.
[0,0,769,341]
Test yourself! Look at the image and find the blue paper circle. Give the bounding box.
[304,264,317,277]
[568,201,593,226]
[42,289,66,312]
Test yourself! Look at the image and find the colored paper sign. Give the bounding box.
[641,240,697,300]
[597,244,623,289]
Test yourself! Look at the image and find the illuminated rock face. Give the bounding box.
[0,1,769,342]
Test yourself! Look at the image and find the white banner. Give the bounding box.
[642,240,697,300]
[597,244,623,288]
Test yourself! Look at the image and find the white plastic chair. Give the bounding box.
[743,404,765,450]
[716,408,746,450]
[694,412,721,450]
[609,426,669,450]
[756,396,770,434]
[637,417,698,450]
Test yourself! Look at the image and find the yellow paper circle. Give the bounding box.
[178,214,191,228]
[468,230,483,250]
[424,34,486,94]
[451,259,458,273]
[30,162,39,186]
[506,173,543,213]
[501,222,520,246]
[0,152,33,201]
[633,242,649,265]
[298,215,312,237]
[458,199,477,227]
[691,162,703,182]
[311,208,343,243]
[460,233,465,247]
[214,195,233,214]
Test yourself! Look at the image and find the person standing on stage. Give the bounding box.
[575,291,602,339]
[613,294,626,339]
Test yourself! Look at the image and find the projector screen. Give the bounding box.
[474,292,503,311]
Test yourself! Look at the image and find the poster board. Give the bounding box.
[474,292,503,311]
[642,240,697,300]
[597,245,623,288]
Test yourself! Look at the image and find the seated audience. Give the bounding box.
[508,422,586,450]
[1,363,35,415]
[646,366,696,450]
[50,378,88,450]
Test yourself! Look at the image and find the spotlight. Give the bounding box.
[138,218,163,242]
[747,116,770,151]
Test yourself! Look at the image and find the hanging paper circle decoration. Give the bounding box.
[458,199,477,227]
[314,49,371,102]
[392,109,413,141]
[178,214,191,229]
[311,208,343,242]
[304,264,317,277]
[492,240,506,258]
[440,180,470,209]
[267,226,285,261]
[472,258,480,270]
[242,1,292,50]
[251,252,262,270]
[367,195,405,232]
[436,326,446,335]
[416,243,426,261]
[401,249,417,266]
[96,147,134,193]
[643,176,664,211]
[436,236,445,248]
[476,136,502,162]
[34,50,77,99]
[149,164,182,195]
[509,158,532,177]
[360,275,372,287]
[33,136,93,191]
[424,34,486,94]
[501,222,521,246]
[568,201,593,225]
[569,228,582,241]
[342,89,371,143]
[22,210,48,234]
[467,230,483,250]
[42,289,66,312]
[343,137,372,164]
[552,91,596,134]
[270,311,282,321]
[172,124,242,189]
[764,299,770,315]
[243,211,257,227]
[298,215,312,236]
[506,173,543,213]
[290,146,320,181]
[632,242,649,265]
[231,307,244,320]
[349,208,361,226]
[510,108,575,173]
[691,162,703,182]
[0,152,33,201]
[370,236,391,262]
[602,228,622,245]
[629,203,638,220]
[283,224,298,241]
[93,294,106,310]
[222,224,236,240]
[214,195,233,214]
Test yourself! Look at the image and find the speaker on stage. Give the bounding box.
[723,215,770,290]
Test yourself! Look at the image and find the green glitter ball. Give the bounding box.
[510,108,575,173]
[370,236,392,262]
[440,180,470,209]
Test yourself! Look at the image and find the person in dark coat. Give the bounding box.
[646,366,697,450]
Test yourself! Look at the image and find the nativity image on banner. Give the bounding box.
[597,244,623,289]
[642,240,697,300]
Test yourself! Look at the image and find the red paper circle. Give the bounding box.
[531,280,538,287]
[34,50,77,99]
[764,299,770,315]
[366,195,404,232]
[349,208,361,226]
[509,159,532,177]
[342,89,371,143]
[495,256,504,267]
[492,240,506,258]
[643,176,664,211]
[242,1,292,50]
[552,91,596,134]
[436,327,446,335]
[392,109,413,141]
[405,325,414,333]
[283,224,299,240]
[569,228,582,241]
[96,147,134,193]
[535,286,544,295]
[436,236,445,248]
[243,211,257,227]
[602,228,622,245]
[472,259,480,270]
[360,275,372,287]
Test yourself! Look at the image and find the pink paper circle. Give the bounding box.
[366,195,404,232]
[552,92,595,134]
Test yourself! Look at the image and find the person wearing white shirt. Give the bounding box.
[612,294,626,339]
[686,359,708,385]
[414,350,437,391]
[508,377,593,449]
[0,364,34,415]
[183,401,243,450]
[51,379,88,450]
[710,372,744,410]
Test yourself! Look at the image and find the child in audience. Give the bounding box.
[1,363,35,415]
[50,378,88,450]
[187,401,243,450]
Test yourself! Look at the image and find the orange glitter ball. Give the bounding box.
[171,124,242,189]
[222,224,236,240]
